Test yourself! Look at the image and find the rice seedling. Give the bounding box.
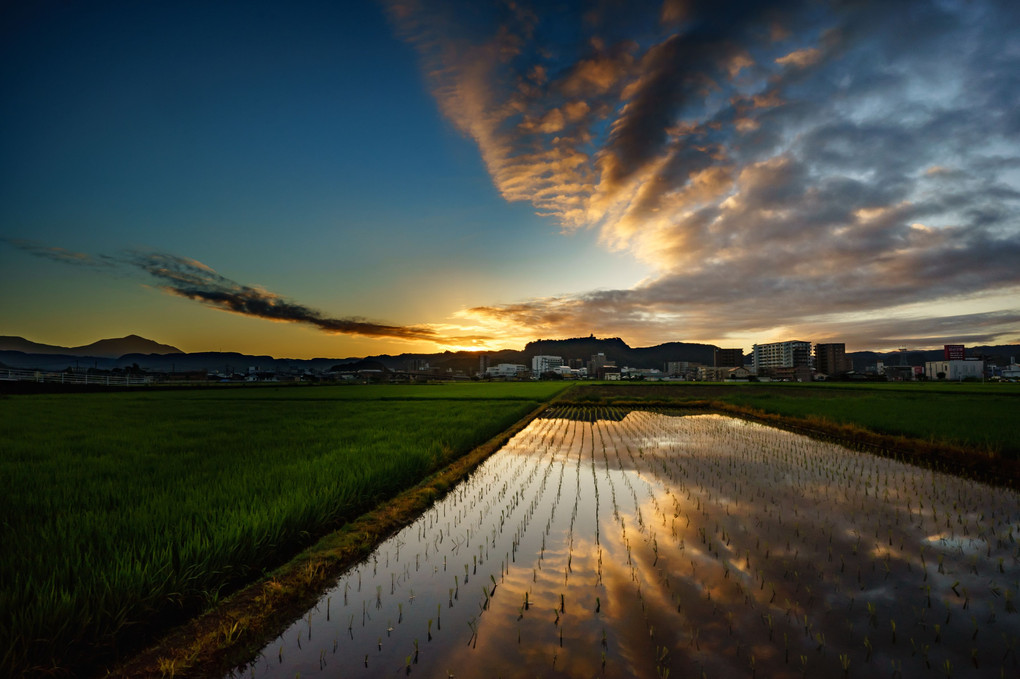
[224,408,1020,679]
[1,384,558,676]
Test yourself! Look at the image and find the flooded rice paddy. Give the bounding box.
[230,410,1019,678]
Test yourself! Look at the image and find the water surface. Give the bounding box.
[230,411,1020,678]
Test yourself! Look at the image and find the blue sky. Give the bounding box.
[2,0,1018,358]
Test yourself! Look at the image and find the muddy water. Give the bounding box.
[228,411,1020,678]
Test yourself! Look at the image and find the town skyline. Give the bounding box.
[3,1,1019,359]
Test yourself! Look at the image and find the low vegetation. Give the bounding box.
[6,379,1016,676]
[0,382,569,677]
[567,382,1020,458]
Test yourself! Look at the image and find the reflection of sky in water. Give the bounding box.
[229,413,1020,679]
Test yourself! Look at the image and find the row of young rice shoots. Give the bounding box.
[0,384,564,677]
[232,408,1020,678]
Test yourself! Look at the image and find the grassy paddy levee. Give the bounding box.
[0,382,569,677]
[567,382,1020,460]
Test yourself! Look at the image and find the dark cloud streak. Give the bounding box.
[5,238,463,343]
[129,253,445,341]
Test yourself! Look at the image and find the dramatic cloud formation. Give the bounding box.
[389,0,1020,347]
[9,240,461,343]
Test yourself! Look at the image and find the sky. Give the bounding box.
[2,0,1018,359]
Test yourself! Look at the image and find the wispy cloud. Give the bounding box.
[388,0,1020,348]
[6,239,115,268]
[129,252,446,341]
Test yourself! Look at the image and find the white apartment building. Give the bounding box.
[531,355,564,376]
[485,363,528,378]
[751,340,812,374]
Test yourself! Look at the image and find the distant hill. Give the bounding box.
[361,336,718,373]
[523,336,716,367]
[0,334,182,358]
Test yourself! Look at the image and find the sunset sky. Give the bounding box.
[3,0,1019,359]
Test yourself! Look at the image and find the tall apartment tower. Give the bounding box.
[713,347,744,367]
[814,343,852,376]
[752,340,812,378]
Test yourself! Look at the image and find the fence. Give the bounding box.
[1,369,153,387]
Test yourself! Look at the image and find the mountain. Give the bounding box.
[0,334,183,358]
[523,336,716,367]
[357,336,717,373]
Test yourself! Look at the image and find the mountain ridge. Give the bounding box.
[0,334,182,358]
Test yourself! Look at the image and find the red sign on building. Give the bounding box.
[944,344,965,360]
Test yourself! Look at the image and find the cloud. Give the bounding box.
[5,239,115,268]
[127,252,453,341]
[389,0,1020,349]
[785,311,1020,351]
[774,47,821,68]
[6,239,486,345]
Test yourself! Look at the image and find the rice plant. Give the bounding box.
[0,385,556,676]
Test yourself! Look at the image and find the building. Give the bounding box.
[752,340,811,377]
[925,359,984,381]
[531,355,564,377]
[622,367,664,380]
[814,343,852,377]
[884,365,915,381]
[769,365,813,382]
[405,358,430,372]
[666,361,701,379]
[588,352,616,378]
[698,365,752,381]
[714,348,744,368]
[944,344,965,360]
[478,354,489,375]
[553,365,585,379]
[485,363,527,379]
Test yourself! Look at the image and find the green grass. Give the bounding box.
[172,381,571,401]
[569,381,1020,455]
[717,390,1017,453]
[0,382,569,676]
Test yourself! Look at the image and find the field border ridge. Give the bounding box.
[105,397,562,679]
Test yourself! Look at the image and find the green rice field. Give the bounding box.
[0,382,568,677]
[569,382,1020,457]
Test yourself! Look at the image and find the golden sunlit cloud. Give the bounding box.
[774,47,821,68]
